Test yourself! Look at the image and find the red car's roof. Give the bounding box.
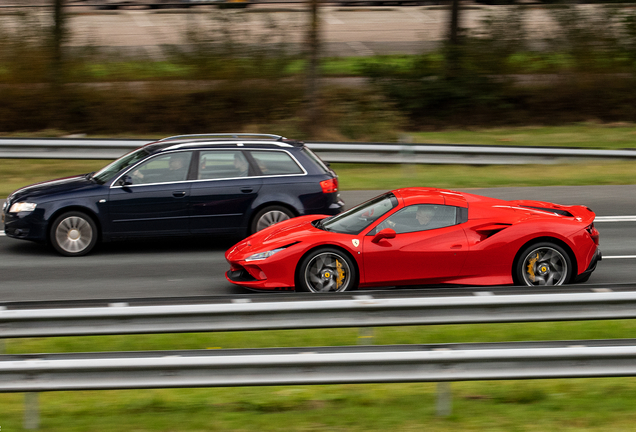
[392,187,469,208]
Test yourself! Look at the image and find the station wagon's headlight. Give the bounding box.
[9,202,37,213]
[245,248,285,262]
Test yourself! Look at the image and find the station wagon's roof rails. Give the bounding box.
[158,133,286,142]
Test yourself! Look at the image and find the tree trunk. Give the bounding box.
[446,0,461,78]
[305,0,320,138]
[52,0,66,83]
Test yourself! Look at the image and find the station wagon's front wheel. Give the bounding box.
[50,211,98,257]
[250,206,294,234]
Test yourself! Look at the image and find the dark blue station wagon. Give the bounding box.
[2,134,344,256]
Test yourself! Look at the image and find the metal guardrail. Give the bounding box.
[3,339,636,392]
[2,289,636,338]
[3,288,636,426]
[1,137,635,164]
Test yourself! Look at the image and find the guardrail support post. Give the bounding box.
[436,382,452,417]
[358,327,374,345]
[24,392,40,429]
[399,134,416,175]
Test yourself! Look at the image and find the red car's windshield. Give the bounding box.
[318,193,399,235]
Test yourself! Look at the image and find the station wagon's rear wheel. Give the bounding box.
[251,206,294,234]
[50,211,98,257]
[297,248,357,293]
[517,242,572,286]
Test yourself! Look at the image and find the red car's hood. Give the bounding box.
[227,215,326,258]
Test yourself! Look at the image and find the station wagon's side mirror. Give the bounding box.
[372,228,396,243]
[118,175,133,187]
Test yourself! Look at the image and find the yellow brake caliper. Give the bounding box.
[526,252,539,282]
[335,260,345,289]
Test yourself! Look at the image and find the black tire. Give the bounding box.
[250,206,294,234]
[516,242,572,286]
[49,211,98,257]
[296,247,357,293]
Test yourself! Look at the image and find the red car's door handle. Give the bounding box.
[451,244,463,249]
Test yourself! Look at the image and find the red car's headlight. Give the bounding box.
[245,247,286,262]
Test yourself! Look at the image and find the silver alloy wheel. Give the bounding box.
[54,216,94,255]
[256,210,291,232]
[521,246,568,286]
[304,252,352,293]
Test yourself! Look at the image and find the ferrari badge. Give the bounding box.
[352,239,360,247]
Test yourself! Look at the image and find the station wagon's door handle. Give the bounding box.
[172,191,187,198]
[241,187,253,193]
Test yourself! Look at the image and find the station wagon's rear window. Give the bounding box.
[250,151,304,176]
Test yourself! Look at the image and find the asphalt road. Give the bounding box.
[1,185,635,302]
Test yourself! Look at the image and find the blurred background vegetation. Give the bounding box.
[1,2,636,140]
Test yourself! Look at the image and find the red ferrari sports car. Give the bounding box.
[225,187,601,292]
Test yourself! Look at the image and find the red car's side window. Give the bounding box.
[373,205,459,235]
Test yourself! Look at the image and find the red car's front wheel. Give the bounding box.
[297,248,357,293]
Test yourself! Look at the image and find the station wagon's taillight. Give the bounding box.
[320,178,338,193]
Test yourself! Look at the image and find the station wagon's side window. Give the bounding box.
[130,152,192,185]
[373,204,459,234]
[249,151,304,176]
[198,150,252,180]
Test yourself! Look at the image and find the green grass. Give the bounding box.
[4,320,636,431]
[333,161,636,191]
[0,159,112,198]
[3,159,635,198]
[2,380,636,431]
[410,123,636,149]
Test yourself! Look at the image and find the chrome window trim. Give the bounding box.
[109,150,194,189]
[245,148,307,177]
[190,171,308,185]
[109,148,308,189]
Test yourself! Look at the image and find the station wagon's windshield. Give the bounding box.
[92,147,151,184]
[317,193,399,235]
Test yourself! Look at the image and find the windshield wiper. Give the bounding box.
[314,218,331,231]
[85,172,104,184]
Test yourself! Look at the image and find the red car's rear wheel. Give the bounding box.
[517,242,572,286]
[297,248,356,293]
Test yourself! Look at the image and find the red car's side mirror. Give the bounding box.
[372,228,396,243]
